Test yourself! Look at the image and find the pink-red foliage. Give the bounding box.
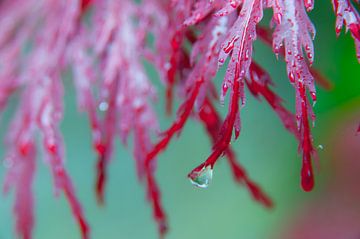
[0,0,359,238]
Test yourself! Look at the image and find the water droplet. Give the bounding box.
[296,54,304,61]
[18,142,31,156]
[222,83,228,93]
[240,69,245,78]
[234,128,240,139]
[164,62,171,70]
[99,101,109,111]
[335,26,342,36]
[301,161,314,192]
[310,91,317,102]
[317,144,324,150]
[275,12,282,24]
[305,0,314,11]
[223,36,238,54]
[94,142,106,155]
[230,0,238,8]
[288,72,295,83]
[189,165,213,188]
[274,46,280,56]
[47,143,57,155]
[194,13,201,21]
[244,50,249,60]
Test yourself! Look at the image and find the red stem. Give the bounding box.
[199,98,273,207]
[145,79,203,168]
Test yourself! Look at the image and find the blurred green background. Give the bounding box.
[0,1,360,239]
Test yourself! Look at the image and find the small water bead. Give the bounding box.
[253,16,260,23]
[189,165,213,188]
[222,83,229,93]
[310,91,317,102]
[301,172,314,192]
[288,72,295,83]
[335,25,342,35]
[94,142,106,155]
[19,142,31,156]
[230,0,238,8]
[304,0,314,11]
[244,50,249,60]
[234,128,240,139]
[275,12,282,24]
[273,45,280,56]
[240,69,245,78]
[194,13,201,22]
[317,144,324,150]
[99,101,109,111]
[301,159,314,192]
[47,143,57,155]
[312,100,316,107]
[164,62,171,70]
[223,36,239,54]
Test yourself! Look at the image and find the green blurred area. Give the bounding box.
[0,1,360,239]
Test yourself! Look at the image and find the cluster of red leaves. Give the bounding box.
[0,0,359,238]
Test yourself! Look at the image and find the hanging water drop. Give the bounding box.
[301,160,314,192]
[188,165,213,188]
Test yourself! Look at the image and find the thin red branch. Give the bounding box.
[46,147,90,239]
[93,78,119,204]
[298,81,315,192]
[189,68,241,179]
[145,172,167,237]
[247,62,299,137]
[166,31,183,115]
[199,98,273,208]
[145,78,204,168]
